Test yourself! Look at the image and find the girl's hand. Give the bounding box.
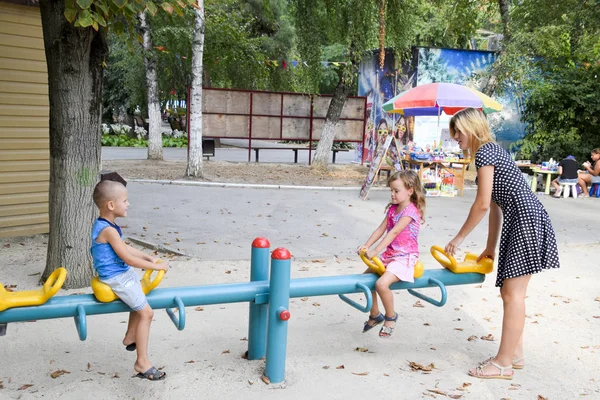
[477,247,495,262]
[445,235,464,256]
[356,245,368,256]
[366,249,377,259]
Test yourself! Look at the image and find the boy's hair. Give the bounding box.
[387,170,426,221]
[93,180,126,208]
[449,108,493,160]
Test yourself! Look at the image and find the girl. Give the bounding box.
[577,147,600,197]
[444,108,559,380]
[357,170,425,338]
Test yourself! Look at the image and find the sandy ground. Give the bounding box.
[0,163,598,400]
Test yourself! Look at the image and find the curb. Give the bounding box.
[126,235,189,257]
[128,178,390,191]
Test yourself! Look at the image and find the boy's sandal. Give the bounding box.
[363,313,385,333]
[480,356,525,369]
[135,366,166,381]
[469,361,513,380]
[379,313,398,339]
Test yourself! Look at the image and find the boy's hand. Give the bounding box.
[356,245,368,256]
[155,260,169,271]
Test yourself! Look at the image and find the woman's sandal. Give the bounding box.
[469,360,514,380]
[480,356,525,369]
[379,313,398,339]
[363,313,384,333]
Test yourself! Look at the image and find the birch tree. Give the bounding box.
[139,12,163,160]
[187,0,205,177]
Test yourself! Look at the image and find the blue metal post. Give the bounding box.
[247,237,270,360]
[264,248,292,384]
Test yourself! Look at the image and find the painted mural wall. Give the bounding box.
[357,47,525,163]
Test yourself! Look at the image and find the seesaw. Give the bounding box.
[0,238,492,384]
[0,267,67,312]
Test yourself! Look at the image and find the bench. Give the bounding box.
[203,138,216,160]
[251,147,349,163]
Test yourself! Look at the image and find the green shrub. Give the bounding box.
[101,134,187,148]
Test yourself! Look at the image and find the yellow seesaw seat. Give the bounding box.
[430,246,493,274]
[360,251,424,278]
[0,267,67,312]
[91,268,165,303]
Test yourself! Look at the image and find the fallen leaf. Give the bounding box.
[27,272,41,276]
[222,350,230,354]
[430,347,436,350]
[454,328,464,331]
[97,372,106,375]
[352,372,369,376]
[112,373,120,378]
[197,242,206,244]
[454,308,460,311]
[354,347,368,352]
[185,360,195,364]
[195,307,204,311]
[322,366,330,369]
[86,363,92,371]
[538,396,548,400]
[467,335,478,341]
[383,373,389,377]
[3,244,10,248]
[408,361,435,372]
[423,322,431,326]
[50,370,70,379]
[18,384,33,390]
[481,334,495,341]
[301,297,308,301]
[595,297,600,302]
[581,346,590,349]
[261,375,270,385]
[413,301,425,308]
[241,352,248,360]
[225,270,231,274]
[311,259,326,263]
[483,317,492,322]
[449,395,463,399]
[240,337,248,341]
[509,387,518,390]
[312,302,320,307]
[428,389,447,396]
[336,365,345,369]
[248,380,254,385]
[322,233,329,237]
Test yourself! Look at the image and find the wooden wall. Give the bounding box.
[0,2,49,238]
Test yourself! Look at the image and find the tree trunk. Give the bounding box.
[481,0,511,96]
[40,0,107,288]
[187,0,205,177]
[311,75,352,170]
[139,12,163,160]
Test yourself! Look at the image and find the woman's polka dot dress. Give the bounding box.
[476,142,560,287]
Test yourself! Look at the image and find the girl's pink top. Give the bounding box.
[380,202,421,259]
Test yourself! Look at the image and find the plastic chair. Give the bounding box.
[559,182,578,198]
[590,182,600,198]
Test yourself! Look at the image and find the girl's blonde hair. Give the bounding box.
[387,170,426,221]
[449,108,494,160]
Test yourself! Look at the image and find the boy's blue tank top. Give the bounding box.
[90,218,130,279]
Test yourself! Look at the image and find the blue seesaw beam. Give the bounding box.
[0,269,483,329]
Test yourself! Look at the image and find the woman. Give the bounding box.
[577,148,600,197]
[445,108,560,380]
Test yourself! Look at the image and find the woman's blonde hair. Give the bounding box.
[449,108,494,160]
[387,170,426,221]
[592,148,600,155]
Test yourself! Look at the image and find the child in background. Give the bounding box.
[91,180,168,381]
[550,155,579,198]
[357,170,426,338]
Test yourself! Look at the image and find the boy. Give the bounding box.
[91,180,168,381]
[550,155,579,198]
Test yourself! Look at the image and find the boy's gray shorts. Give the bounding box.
[100,268,148,311]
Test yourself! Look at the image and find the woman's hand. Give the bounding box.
[445,235,464,256]
[477,247,495,262]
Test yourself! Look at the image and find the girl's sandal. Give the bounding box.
[363,313,385,333]
[379,313,398,339]
[469,361,514,380]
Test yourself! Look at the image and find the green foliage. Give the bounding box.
[503,0,600,162]
[101,134,188,147]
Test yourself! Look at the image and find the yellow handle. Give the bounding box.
[42,267,67,299]
[359,251,386,275]
[141,269,165,294]
[430,246,457,269]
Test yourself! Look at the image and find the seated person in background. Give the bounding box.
[578,148,600,197]
[551,155,579,198]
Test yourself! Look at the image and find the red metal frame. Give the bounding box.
[185,87,368,163]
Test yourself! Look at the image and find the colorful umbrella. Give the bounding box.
[382,82,502,116]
